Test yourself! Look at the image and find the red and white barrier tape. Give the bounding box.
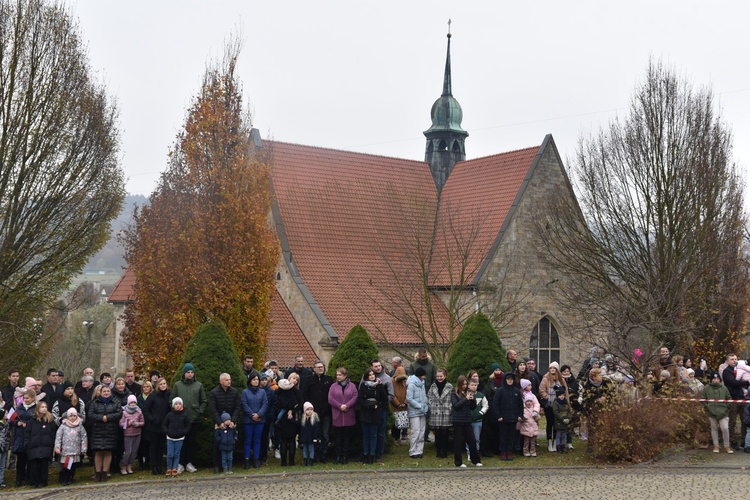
[651,397,750,403]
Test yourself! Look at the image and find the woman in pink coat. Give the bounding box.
[327,367,358,464]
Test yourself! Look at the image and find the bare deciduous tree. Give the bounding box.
[0,0,125,374]
[535,59,748,374]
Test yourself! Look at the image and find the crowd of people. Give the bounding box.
[0,346,748,489]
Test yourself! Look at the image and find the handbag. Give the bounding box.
[394,410,409,429]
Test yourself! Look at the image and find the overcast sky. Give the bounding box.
[69,1,750,199]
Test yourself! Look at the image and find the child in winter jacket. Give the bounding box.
[119,395,145,475]
[735,360,750,396]
[551,386,573,454]
[215,412,237,474]
[54,408,88,485]
[25,401,57,488]
[519,394,540,456]
[161,397,191,477]
[299,402,320,466]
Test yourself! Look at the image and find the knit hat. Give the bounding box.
[686,368,695,376]
[524,393,534,402]
[520,379,531,390]
[25,377,36,390]
[61,380,74,391]
[490,363,502,371]
[172,397,184,408]
[66,408,78,417]
[220,412,231,422]
[709,371,721,381]
[304,401,314,411]
[549,361,560,372]
[660,370,671,380]
[414,367,427,378]
[278,379,294,390]
[127,395,137,405]
[555,385,567,396]
[259,371,268,381]
[150,370,161,379]
[182,363,195,374]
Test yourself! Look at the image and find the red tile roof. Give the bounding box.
[431,146,540,285]
[108,267,136,303]
[269,141,451,344]
[268,140,540,345]
[265,290,317,365]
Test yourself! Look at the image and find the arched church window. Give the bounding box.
[438,139,447,151]
[529,316,560,375]
[452,140,462,153]
[426,141,434,154]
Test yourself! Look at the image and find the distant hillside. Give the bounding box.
[83,194,149,275]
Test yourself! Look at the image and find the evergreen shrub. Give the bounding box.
[326,324,379,383]
[446,312,508,381]
[171,320,246,465]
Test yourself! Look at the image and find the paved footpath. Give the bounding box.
[1,466,749,500]
[1,448,748,500]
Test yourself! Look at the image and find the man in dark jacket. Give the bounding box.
[242,355,260,382]
[722,354,749,449]
[209,373,241,473]
[285,355,312,393]
[506,350,519,373]
[41,368,61,409]
[302,361,333,462]
[2,369,19,412]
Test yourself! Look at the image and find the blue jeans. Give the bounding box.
[466,421,482,454]
[243,422,263,459]
[221,450,233,471]
[302,443,315,459]
[361,422,378,456]
[375,409,388,457]
[166,439,184,470]
[555,430,567,447]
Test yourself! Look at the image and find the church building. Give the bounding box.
[110,32,587,375]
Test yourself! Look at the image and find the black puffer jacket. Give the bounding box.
[161,409,191,440]
[451,391,477,424]
[143,389,171,434]
[209,386,241,426]
[358,381,388,424]
[87,396,123,451]
[24,417,57,460]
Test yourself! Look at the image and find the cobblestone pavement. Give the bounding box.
[1,465,748,500]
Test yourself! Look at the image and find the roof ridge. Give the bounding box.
[463,145,541,163]
[264,139,430,166]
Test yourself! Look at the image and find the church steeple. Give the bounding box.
[424,22,468,192]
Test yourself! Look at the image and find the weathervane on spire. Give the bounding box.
[447,18,452,38]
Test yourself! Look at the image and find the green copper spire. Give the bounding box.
[442,32,452,96]
[424,21,468,192]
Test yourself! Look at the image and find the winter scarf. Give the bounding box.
[435,379,447,396]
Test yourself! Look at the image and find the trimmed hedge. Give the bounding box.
[446,312,509,381]
[326,324,379,383]
[170,320,246,465]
